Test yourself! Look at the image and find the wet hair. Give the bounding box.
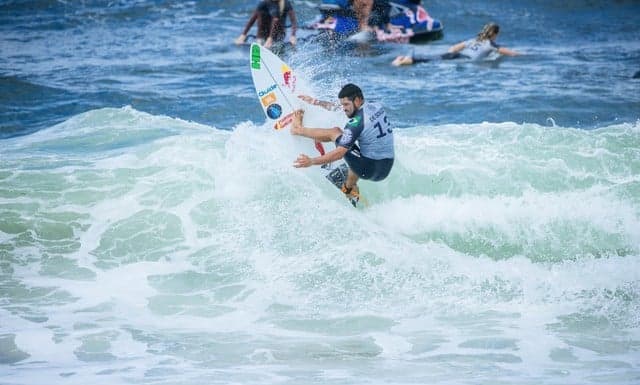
[477,22,500,41]
[338,83,364,101]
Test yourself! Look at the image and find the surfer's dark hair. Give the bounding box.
[338,83,363,101]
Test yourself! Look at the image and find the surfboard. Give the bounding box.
[249,43,360,207]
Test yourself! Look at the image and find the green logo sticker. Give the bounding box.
[251,45,261,70]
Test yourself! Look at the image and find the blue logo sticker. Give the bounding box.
[266,104,282,119]
[259,84,277,97]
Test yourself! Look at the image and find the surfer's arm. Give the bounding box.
[291,109,343,142]
[288,8,298,39]
[291,125,341,143]
[265,16,281,47]
[294,147,348,168]
[236,11,259,44]
[288,10,298,45]
[297,95,339,111]
[448,41,466,53]
[498,47,520,56]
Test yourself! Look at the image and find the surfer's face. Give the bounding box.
[340,96,362,118]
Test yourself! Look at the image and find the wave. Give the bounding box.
[2,107,639,383]
[3,107,639,265]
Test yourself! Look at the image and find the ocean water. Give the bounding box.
[1,1,639,384]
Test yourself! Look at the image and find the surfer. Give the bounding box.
[392,22,520,65]
[352,0,392,32]
[234,0,298,49]
[291,84,395,201]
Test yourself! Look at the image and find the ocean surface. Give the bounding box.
[1,1,640,384]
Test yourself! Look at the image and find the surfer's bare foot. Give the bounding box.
[291,109,305,135]
[341,183,359,197]
[351,184,360,197]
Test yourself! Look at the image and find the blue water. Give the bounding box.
[1,1,640,384]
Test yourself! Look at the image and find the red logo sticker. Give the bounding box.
[274,112,295,130]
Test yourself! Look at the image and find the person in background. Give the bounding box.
[370,0,392,31]
[351,0,391,32]
[234,0,297,48]
[291,84,395,204]
[392,22,520,65]
[351,0,373,32]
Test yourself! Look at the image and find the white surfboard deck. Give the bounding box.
[249,43,360,206]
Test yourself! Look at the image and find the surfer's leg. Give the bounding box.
[345,169,359,191]
[353,0,373,31]
[441,52,463,60]
[365,158,393,181]
[340,168,360,205]
[256,13,271,43]
[342,148,363,196]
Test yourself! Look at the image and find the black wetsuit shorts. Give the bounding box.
[343,145,394,182]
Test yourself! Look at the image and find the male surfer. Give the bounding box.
[291,84,394,202]
[234,0,298,49]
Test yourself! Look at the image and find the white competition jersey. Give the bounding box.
[337,102,395,160]
[461,38,500,60]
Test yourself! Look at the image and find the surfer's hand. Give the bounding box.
[392,55,413,66]
[294,154,313,168]
[289,36,297,46]
[234,34,246,45]
[291,110,305,135]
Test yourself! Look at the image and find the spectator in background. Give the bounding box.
[235,0,297,49]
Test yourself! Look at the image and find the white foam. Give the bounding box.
[3,110,640,384]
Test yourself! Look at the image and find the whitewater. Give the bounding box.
[2,106,639,384]
[1,1,640,384]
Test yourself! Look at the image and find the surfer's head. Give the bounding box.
[338,83,364,118]
[478,22,500,41]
